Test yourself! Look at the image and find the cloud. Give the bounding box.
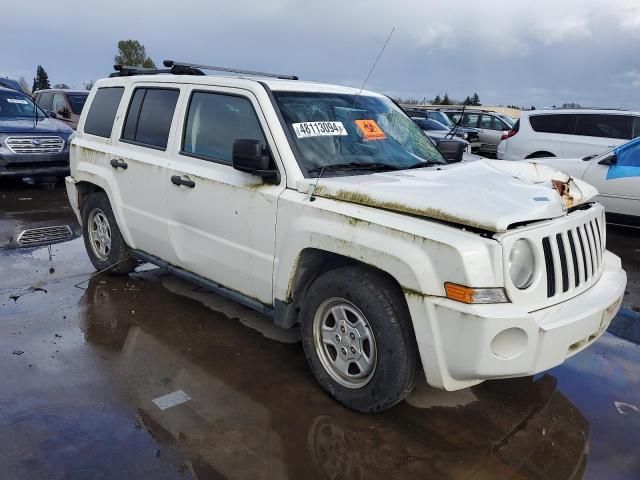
[536,16,592,45]
[1,0,639,109]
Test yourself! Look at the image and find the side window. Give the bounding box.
[529,114,577,134]
[52,93,67,114]
[479,115,494,129]
[84,87,125,138]
[38,92,53,111]
[575,114,633,140]
[633,118,640,139]
[122,88,179,149]
[182,91,266,164]
[463,113,479,127]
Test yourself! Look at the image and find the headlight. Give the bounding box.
[65,131,76,150]
[509,239,536,289]
[463,132,468,139]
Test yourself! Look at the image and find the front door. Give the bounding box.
[582,140,640,218]
[165,86,286,305]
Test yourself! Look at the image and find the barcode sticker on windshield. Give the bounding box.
[7,99,28,104]
[293,121,347,138]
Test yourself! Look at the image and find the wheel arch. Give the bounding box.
[525,151,556,159]
[274,248,412,329]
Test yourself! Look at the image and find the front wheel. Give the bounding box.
[300,266,418,412]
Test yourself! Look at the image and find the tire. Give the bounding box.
[300,266,418,412]
[81,192,137,275]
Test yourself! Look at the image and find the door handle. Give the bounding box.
[171,175,195,188]
[110,158,128,170]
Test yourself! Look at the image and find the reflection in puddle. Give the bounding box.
[80,275,590,480]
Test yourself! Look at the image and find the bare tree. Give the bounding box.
[18,76,31,94]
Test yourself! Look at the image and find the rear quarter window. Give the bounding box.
[528,114,577,134]
[575,114,633,140]
[84,87,125,138]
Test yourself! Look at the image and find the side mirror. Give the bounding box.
[598,154,617,166]
[57,107,70,118]
[47,110,57,119]
[232,139,279,184]
[436,139,465,163]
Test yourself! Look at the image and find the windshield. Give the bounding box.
[430,111,453,127]
[67,94,88,114]
[274,92,447,176]
[0,90,47,119]
[592,136,640,162]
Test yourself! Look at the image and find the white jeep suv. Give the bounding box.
[498,109,640,161]
[65,61,627,412]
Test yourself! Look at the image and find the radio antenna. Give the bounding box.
[346,27,395,121]
[307,27,396,200]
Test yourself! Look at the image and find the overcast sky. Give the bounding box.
[2,0,639,108]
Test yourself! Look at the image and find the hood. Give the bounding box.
[298,159,598,232]
[0,117,73,135]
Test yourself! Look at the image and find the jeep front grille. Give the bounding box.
[17,225,72,247]
[541,216,604,298]
[5,136,64,154]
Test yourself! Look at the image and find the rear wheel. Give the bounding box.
[81,192,137,275]
[300,266,418,412]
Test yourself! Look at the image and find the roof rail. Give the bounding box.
[163,60,298,80]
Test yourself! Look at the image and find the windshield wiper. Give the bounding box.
[307,162,401,174]
[582,154,597,161]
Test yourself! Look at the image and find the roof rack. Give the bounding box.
[110,61,298,80]
[163,60,298,80]
[109,64,205,77]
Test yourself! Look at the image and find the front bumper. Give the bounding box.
[0,150,70,177]
[406,250,626,391]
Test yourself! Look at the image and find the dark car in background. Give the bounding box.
[0,86,73,180]
[0,77,23,92]
[404,107,481,152]
[33,89,88,130]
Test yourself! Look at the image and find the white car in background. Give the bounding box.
[533,137,640,226]
[498,109,640,160]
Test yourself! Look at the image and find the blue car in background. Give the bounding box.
[0,77,23,92]
[0,86,73,181]
[535,137,640,227]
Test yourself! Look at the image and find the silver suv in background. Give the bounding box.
[498,109,640,160]
[441,109,513,156]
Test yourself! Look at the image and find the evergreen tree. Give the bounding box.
[433,94,442,105]
[471,92,481,106]
[463,96,472,106]
[441,93,452,105]
[32,65,51,92]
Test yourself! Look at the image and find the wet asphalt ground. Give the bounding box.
[0,180,639,480]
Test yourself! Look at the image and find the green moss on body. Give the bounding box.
[321,188,492,231]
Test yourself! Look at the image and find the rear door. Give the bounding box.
[165,85,286,304]
[561,114,631,158]
[477,114,510,154]
[108,84,183,262]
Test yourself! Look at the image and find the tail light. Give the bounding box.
[501,129,517,141]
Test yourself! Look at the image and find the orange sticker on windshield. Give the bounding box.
[354,119,386,141]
